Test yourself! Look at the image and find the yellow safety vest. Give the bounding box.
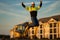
[25,6,40,11]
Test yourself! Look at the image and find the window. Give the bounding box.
[32,27,34,29]
[22,27,25,30]
[54,23,56,27]
[18,26,23,30]
[40,35,42,38]
[54,34,56,39]
[50,35,52,39]
[50,23,52,27]
[50,29,52,33]
[40,30,42,34]
[32,30,34,34]
[54,29,56,33]
[16,27,18,30]
[28,31,30,34]
[40,25,42,28]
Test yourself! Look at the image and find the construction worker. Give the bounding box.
[21,0,42,29]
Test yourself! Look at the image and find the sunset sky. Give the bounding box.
[0,0,60,35]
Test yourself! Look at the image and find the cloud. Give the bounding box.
[0,10,30,22]
[0,2,31,24]
[0,2,13,8]
[16,1,51,5]
[41,1,59,14]
[52,12,60,15]
[0,2,21,13]
[0,2,25,18]
[0,10,20,17]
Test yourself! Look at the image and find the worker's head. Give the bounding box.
[31,2,35,7]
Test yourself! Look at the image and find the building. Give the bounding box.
[28,15,60,39]
[10,22,28,38]
[10,26,20,38]
[10,15,60,39]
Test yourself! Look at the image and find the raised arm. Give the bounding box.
[36,0,42,10]
[22,2,29,11]
[40,0,42,7]
[22,2,26,8]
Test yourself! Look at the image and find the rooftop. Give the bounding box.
[39,15,60,23]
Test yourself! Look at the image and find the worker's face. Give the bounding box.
[31,4,35,7]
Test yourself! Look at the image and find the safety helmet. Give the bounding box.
[31,2,35,4]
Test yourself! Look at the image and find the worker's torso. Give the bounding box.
[29,7,37,17]
[28,7,38,11]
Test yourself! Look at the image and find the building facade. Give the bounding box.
[10,15,60,39]
[28,15,60,39]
